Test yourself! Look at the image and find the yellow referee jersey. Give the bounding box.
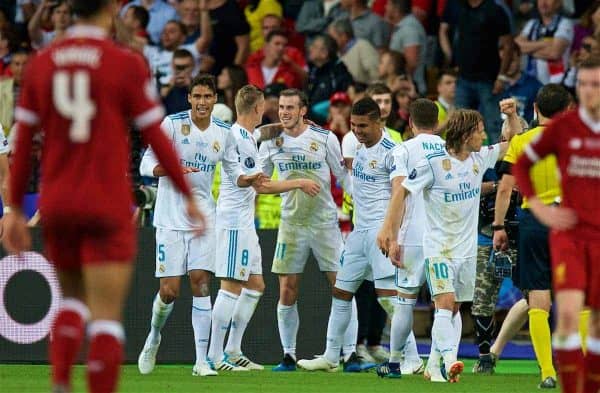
[503,126,561,208]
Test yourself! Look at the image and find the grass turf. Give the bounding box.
[0,360,550,393]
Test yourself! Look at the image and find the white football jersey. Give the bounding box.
[351,135,396,230]
[402,144,501,259]
[258,125,351,227]
[391,133,445,246]
[216,124,262,230]
[140,111,243,230]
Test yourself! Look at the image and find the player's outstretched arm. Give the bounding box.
[254,178,320,196]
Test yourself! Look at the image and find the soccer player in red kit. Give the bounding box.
[1,1,206,392]
[513,56,600,393]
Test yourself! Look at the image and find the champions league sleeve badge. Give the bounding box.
[409,168,417,179]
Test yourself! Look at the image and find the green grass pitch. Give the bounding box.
[0,360,551,393]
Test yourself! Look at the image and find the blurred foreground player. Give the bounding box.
[513,56,600,393]
[2,1,205,392]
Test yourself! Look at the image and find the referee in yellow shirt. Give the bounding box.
[491,84,577,389]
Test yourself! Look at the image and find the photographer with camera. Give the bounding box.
[161,49,196,115]
[490,86,577,389]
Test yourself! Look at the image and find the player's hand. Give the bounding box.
[298,179,320,196]
[185,198,206,236]
[182,166,200,174]
[376,224,394,257]
[1,211,31,254]
[499,98,517,117]
[239,172,268,188]
[389,243,404,268]
[493,229,509,251]
[532,204,578,231]
[303,118,318,127]
[257,123,283,141]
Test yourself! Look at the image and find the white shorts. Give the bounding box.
[271,222,342,274]
[335,228,396,293]
[215,228,262,281]
[395,245,426,294]
[424,256,476,302]
[155,227,215,278]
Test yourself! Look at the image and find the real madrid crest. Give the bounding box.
[369,160,377,169]
[212,141,221,153]
[275,137,284,147]
[181,124,191,136]
[442,159,451,171]
[310,141,319,152]
[473,164,479,175]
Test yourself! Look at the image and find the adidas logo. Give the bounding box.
[182,138,190,144]
[445,173,453,180]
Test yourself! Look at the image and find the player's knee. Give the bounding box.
[332,287,353,301]
[248,279,265,294]
[159,285,179,303]
[527,290,552,311]
[586,312,600,337]
[556,309,580,334]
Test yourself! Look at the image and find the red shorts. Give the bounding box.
[549,230,600,309]
[42,216,136,270]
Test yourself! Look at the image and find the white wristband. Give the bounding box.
[3,206,11,214]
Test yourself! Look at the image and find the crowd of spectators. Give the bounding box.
[0,0,599,222]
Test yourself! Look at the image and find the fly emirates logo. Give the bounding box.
[278,154,322,172]
[444,182,480,203]
[567,155,600,178]
[181,153,216,172]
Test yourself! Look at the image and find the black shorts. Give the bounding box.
[517,209,551,290]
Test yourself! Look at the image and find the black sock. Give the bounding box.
[474,315,495,355]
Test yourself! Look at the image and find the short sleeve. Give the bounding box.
[222,130,244,184]
[494,4,511,36]
[502,136,520,165]
[258,141,274,177]
[341,132,359,158]
[401,25,422,47]
[124,53,165,130]
[402,159,434,195]
[519,19,534,38]
[390,145,409,179]
[231,5,251,36]
[555,18,574,43]
[479,143,502,170]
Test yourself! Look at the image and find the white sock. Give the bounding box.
[342,298,358,358]
[192,296,212,365]
[207,290,237,362]
[390,298,415,363]
[324,297,352,364]
[404,331,420,363]
[277,302,299,359]
[428,342,442,369]
[147,293,173,345]
[432,309,456,369]
[225,288,262,357]
[452,311,462,360]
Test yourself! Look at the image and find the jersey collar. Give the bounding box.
[579,107,600,134]
[66,25,108,39]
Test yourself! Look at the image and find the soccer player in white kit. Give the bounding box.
[208,85,320,372]
[297,98,398,372]
[378,109,512,383]
[376,99,445,379]
[258,89,357,371]
[137,75,262,377]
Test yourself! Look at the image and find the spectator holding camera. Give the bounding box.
[161,49,196,115]
[492,86,572,389]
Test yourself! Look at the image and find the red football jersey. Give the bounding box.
[514,108,600,239]
[12,26,190,229]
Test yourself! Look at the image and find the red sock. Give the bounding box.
[585,350,600,393]
[87,333,124,393]
[49,309,86,387]
[555,348,585,393]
